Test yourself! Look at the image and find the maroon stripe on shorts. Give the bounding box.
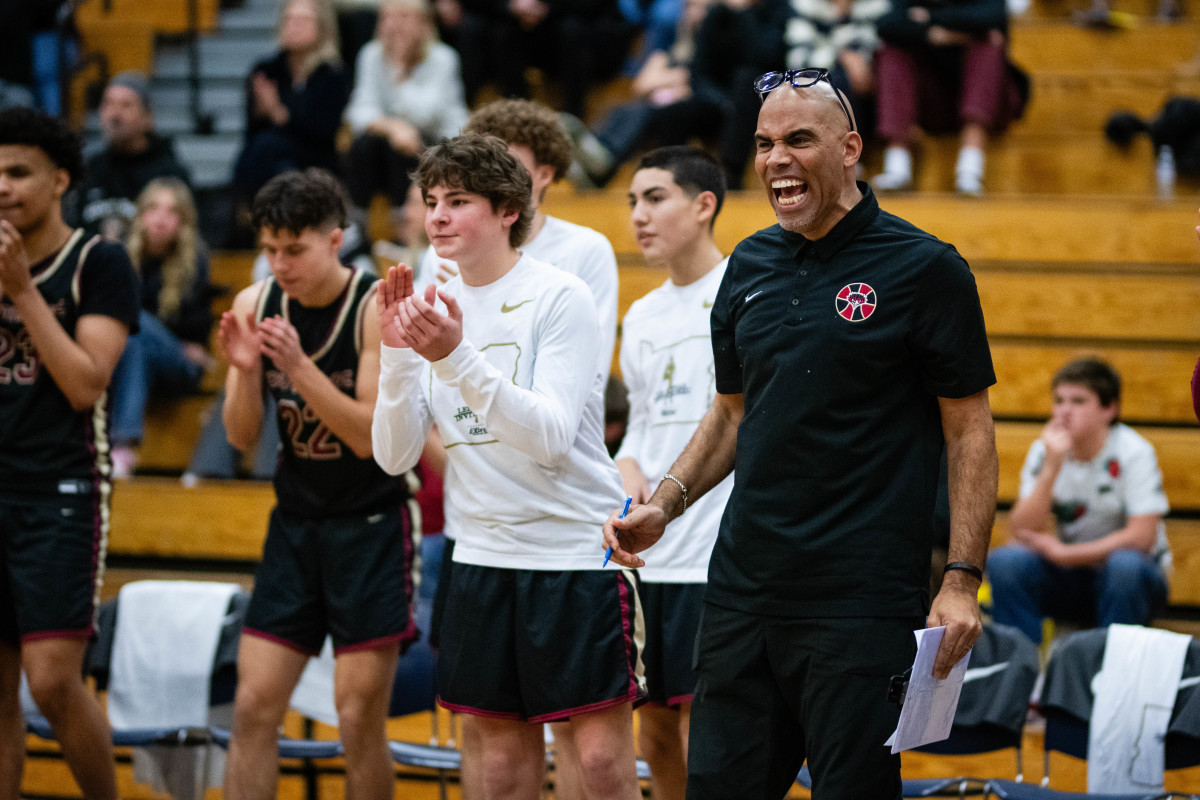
[241,627,323,657]
[22,627,92,643]
[436,698,523,721]
[616,571,643,702]
[334,630,413,655]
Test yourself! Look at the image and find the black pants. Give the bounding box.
[345,132,420,208]
[491,14,633,118]
[687,603,923,800]
[595,92,727,166]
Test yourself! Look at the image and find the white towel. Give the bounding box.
[107,580,240,800]
[1087,624,1191,793]
[108,580,239,728]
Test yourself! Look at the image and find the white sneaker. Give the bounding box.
[955,170,984,196]
[871,147,913,192]
[955,146,985,197]
[871,170,914,191]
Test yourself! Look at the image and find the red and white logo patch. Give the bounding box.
[835,282,877,322]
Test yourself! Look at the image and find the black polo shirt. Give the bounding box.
[707,183,994,618]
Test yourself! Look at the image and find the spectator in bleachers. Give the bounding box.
[108,178,214,479]
[988,359,1171,645]
[619,0,683,64]
[571,0,885,190]
[563,0,724,187]
[871,0,1028,196]
[686,0,790,188]
[29,1,74,115]
[373,180,429,272]
[0,0,40,111]
[332,0,384,82]
[782,0,888,139]
[490,0,635,118]
[231,0,350,240]
[343,0,467,247]
[428,0,491,105]
[77,72,192,243]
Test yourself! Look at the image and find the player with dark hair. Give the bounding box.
[616,145,729,800]
[220,168,417,800]
[634,146,727,224]
[0,106,139,800]
[373,134,644,800]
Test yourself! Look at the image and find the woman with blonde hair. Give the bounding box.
[232,0,350,226]
[344,0,467,241]
[109,177,214,477]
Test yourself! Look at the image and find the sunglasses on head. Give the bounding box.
[752,68,856,133]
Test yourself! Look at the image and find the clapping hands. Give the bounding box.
[377,265,463,361]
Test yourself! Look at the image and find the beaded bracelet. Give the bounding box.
[661,473,688,515]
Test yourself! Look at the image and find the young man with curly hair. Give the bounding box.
[373,134,644,800]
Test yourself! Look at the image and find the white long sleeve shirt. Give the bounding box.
[615,259,732,582]
[417,215,619,380]
[373,254,625,570]
[344,40,469,141]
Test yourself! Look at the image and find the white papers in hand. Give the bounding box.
[883,626,971,754]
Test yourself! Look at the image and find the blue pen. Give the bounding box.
[603,496,633,568]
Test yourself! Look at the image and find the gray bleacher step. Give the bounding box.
[217,5,278,34]
[155,39,268,80]
[151,0,279,189]
[151,83,244,111]
[156,108,245,136]
[174,134,241,189]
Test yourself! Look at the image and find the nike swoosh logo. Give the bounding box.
[501,299,534,313]
[703,300,714,308]
[367,513,385,524]
[963,661,1009,683]
[745,291,763,304]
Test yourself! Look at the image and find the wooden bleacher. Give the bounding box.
[75,0,221,76]
[21,3,1200,798]
[113,0,1200,617]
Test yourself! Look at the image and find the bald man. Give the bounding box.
[603,70,999,800]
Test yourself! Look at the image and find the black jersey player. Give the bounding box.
[220,169,416,800]
[0,107,139,800]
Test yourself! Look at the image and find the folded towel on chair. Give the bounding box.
[1088,623,1191,793]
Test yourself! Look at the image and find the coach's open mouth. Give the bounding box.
[772,178,807,207]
